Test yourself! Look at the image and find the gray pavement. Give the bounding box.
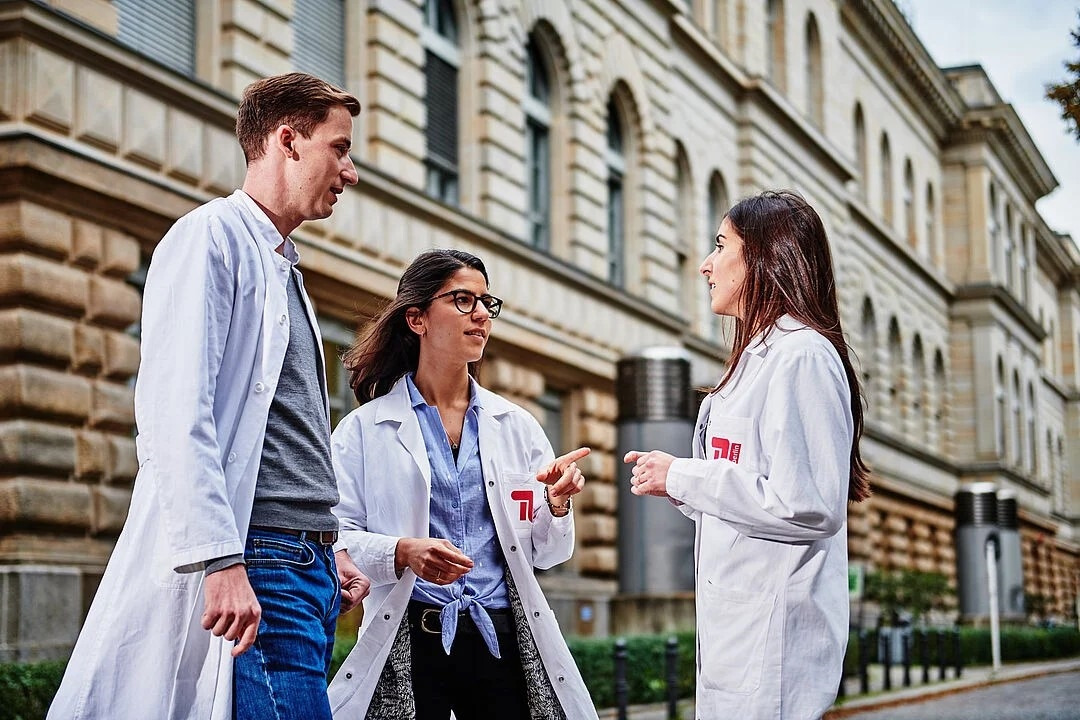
[834,670,1080,719]
[594,658,1080,720]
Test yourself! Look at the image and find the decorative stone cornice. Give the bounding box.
[951,282,1046,342]
[840,0,964,140]
[949,101,1059,205]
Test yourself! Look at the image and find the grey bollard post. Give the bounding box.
[882,630,892,691]
[902,631,911,687]
[937,629,947,680]
[616,348,696,594]
[858,630,869,694]
[665,636,678,719]
[920,630,930,684]
[614,638,629,720]
[955,483,999,622]
[996,490,1026,620]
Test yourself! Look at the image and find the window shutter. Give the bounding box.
[115,0,196,75]
[424,50,459,171]
[292,0,346,87]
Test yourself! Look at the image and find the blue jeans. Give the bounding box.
[233,529,340,720]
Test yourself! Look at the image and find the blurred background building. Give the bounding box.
[0,0,1076,661]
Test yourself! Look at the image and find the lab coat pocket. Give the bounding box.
[698,584,775,694]
[501,472,536,552]
[702,414,756,469]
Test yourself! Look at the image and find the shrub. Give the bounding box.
[0,660,66,720]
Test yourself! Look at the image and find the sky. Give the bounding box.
[901,0,1079,244]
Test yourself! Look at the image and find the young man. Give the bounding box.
[49,73,370,720]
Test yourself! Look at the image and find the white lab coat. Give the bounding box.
[49,191,329,720]
[666,315,851,720]
[327,377,598,720]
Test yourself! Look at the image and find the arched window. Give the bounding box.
[880,133,893,226]
[674,142,697,329]
[766,0,786,91]
[854,104,867,199]
[606,95,626,287]
[706,172,729,341]
[903,159,916,249]
[708,0,728,48]
[1012,370,1022,467]
[860,298,877,416]
[911,334,926,443]
[888,318,903,429]
[805,13,823,127]
[1004,204,1014,290]
[524,37,551,250]
[932,349,946,453]
[988,183,1000,279]
[995,357,1006,459]
[925,183,936,263]
[1027,383,1037,475]
[422,0,461,204]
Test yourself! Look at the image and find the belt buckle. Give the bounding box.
[420,608,441,634]
[320,530,337,545]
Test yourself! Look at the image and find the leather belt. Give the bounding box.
[407,600,515,635]
[249,525,339,545]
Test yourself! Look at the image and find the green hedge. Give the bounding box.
[846,626,1080,668]
[6,626,1078,717]
[0,660,66,720]
[566,632,696,708]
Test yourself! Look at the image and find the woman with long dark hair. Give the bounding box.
[625,191,870,719]
[327,249,598,720]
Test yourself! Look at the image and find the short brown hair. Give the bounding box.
[236,72,360,164]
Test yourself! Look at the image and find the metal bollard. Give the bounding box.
[902,631,911,687]
[954,628,962,679]
[665,636,678,720]
[858,630,870,695]
[615,638,629,720]
[937,629,946,681]
[919,630,930,684]
[882,630,892,691]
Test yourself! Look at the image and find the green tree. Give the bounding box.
[1046,12,1080,139]
[864,569,953,625]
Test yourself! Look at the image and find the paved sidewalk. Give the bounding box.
[823,657,1080,718]
[594,657,1080,719]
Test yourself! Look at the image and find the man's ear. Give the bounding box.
[405,307,425,337]
[272,124,297,159]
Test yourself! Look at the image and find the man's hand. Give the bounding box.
[201,564,261,657]
[537,446,590,510]
[335,549,370,614]
[395,537,473,584]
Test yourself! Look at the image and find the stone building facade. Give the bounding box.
[0,0,1076,660]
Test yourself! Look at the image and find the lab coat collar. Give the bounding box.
[373,375,514,427]
[231,190,299,264]
[744,314,807,357]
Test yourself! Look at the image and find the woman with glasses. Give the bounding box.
[625,191,871,719]
[327,249,597,720]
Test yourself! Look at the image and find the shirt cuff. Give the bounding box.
[204,554,245,575]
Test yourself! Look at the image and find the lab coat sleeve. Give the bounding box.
[666,348,850,542]
[331,414,400,586]
[137,214,242,573]
[523,415,575,570]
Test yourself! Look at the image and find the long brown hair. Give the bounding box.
[719,190,871,502]
[343,249,490,405]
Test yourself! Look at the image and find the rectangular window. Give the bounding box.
[607,177,624,286]
[292,0,346,87]
[525,119,550,250]
[425,50,459,205]
[536,388,566,456]
[319,317,358,428]
[115,0,196,75]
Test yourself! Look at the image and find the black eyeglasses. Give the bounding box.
[429,289,503,319]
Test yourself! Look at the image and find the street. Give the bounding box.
[840,671,1080,720]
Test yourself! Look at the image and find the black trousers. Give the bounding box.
[408,604,531,720]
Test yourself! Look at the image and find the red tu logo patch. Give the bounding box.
[511,490,534,522]
[711,436,742,463]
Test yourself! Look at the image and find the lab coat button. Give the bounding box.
[278,313,287,325]
[510,545,517,552]
[254,382,265,393]
[227,452,237,464]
